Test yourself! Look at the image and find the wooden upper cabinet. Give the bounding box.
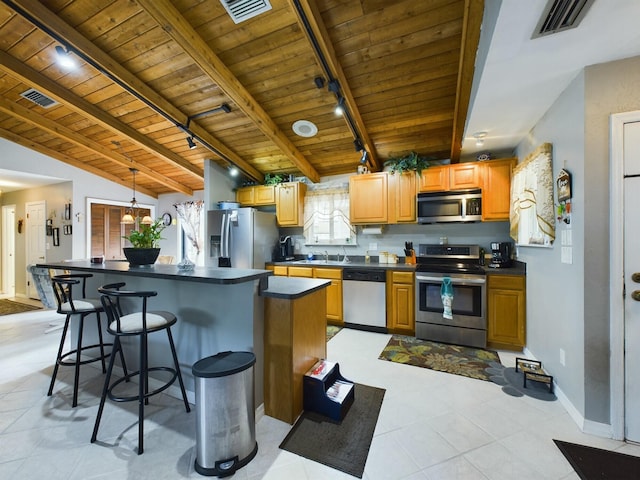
[419,163,482,192]
[388,172,417,223]
[236,186,254,205]
[276,182,306,226]
[349,173,388,224]
[450,163,481,190]
[482,158,516,221]
[236,185,276,206]
[419,166,449,192]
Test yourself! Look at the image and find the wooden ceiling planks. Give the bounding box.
[0,0,482,195]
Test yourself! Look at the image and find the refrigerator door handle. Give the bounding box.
[221,212,229,258]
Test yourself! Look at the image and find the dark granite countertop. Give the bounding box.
[259,276,331,300]
[484,260,527,276]
[37,260,273,285]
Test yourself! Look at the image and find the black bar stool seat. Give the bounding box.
[48,273,114,407]
[91,283,190,455]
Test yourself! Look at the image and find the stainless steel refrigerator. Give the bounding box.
[206,208,278,269]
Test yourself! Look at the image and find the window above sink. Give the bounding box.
[303,182,356,246]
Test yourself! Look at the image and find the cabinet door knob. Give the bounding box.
[632,272,640,283]
[632,290,640,302]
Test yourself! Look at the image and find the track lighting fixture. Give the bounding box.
[354,138,364,151]
[228,166,239,177]
[54,45,75,69]
[360,150,369,164]
[187,136,196,149]
[314,76,325,89]
[335,97,345,116]
[328,79,340,93]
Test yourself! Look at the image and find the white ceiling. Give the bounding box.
[2,0,640,191]
[462,0,640,158]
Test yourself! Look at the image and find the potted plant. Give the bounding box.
[122,218,166,266]
[383,151,431,175]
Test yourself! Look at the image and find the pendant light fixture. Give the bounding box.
[121,168,152,225]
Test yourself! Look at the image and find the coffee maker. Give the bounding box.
[275,235,295,261]
[489,242,513,268]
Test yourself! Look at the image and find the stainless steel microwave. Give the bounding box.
[417,189,482,223]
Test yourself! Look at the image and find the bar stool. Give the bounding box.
[92,283,190,454]
[49,273,115,407]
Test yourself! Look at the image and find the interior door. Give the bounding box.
[624,120,640,442]
[26,200,46,299]
[1,205,16,296]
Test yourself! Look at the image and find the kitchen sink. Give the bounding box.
[288,259,349,266]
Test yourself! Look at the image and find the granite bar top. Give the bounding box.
[37,260,273,285]
[259,276,331,300]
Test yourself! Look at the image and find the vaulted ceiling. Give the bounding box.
[0,0,482,198]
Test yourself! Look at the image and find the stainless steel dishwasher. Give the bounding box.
[342,268,387,333]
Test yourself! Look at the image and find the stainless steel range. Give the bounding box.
[415,244,487,348]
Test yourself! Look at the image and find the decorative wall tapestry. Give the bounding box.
[509,142,555,246]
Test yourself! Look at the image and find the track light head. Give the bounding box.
[220,103,231,113]
[360,150,369,164]
[55,45,75,69]
[314,76,325,89]
[187,136,196,149]
[328,79,340,93]
[354,138,364,152]
[334,97,344,116]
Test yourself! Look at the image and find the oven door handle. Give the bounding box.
[416,275,486,285]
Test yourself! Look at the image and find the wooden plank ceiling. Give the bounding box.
[0,0,482,197]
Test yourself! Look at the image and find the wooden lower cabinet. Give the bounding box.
[386,271,415,335]
[314,268,343,324]
[264,288,327,424]
[487,274,526,351]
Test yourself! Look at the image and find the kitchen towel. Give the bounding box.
[441,276,453,319]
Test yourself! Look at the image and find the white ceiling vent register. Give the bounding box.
[20,88,58,108]
[532,0,595,39]
[220,0,272,24]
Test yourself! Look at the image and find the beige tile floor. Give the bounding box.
[1,304,639,479]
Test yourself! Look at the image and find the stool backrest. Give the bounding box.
[51,273,92,313]
[99,283,158,334]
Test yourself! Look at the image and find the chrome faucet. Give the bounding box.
[342,246,350,263]
[323,250,329,263]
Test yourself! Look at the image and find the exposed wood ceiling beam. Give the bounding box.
[0,51,196,195]
[0,97,181,195]
[291,0,382,172]
[0,127,157,197]
[6,0,264,183]
[449,0,484,163]
[136,0,321,184]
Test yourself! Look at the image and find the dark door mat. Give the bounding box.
[554,439,640,479]
[486,364,556,401]
[280,383,385,478]
[0,299,42,316]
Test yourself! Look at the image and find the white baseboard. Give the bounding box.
[522,347,613,439]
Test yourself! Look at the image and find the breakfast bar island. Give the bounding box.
[37,260,274,406]
[36,260,330,416]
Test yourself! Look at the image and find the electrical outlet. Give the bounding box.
[369,243,378,251]
[560,348,565,366]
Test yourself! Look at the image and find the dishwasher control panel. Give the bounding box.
[342,269,386,282]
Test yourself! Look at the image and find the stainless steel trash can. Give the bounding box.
[193,351,257,477]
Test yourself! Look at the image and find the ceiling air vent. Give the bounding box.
[220,0,272,24]
[20,88,58,108]
[532,0,595,39]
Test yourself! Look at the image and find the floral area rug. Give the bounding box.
[378,335,501,381]
[326,325,342,342]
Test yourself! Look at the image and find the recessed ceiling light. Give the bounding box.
[292,120,318,137]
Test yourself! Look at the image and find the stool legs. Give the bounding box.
[48,311,111,408]
[92,326,190,455]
